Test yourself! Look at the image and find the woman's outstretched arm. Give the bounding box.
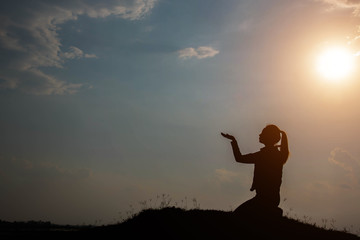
[221,133,255,164]
[280,130,289,163]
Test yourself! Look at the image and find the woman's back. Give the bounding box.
[251,146,286,195]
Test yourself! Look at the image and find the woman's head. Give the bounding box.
[259,124,281,146]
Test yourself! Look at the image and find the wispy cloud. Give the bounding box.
[62,46,97,60]
[0,156,93,180]
[316,0,360,15]
[328,147,360,187]
[178,46,219,60]
[316,0,360,60]
[215,168,239,183]
[0,0,157,95]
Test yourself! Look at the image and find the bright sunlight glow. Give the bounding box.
[316,47,355,83]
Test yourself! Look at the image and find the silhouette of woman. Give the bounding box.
[221,124,289,218]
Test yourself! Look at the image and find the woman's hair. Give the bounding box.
[262,124,281,145]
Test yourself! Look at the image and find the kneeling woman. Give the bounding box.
[221,124,289,217]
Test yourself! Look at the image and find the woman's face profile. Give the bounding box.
[259,130,265,144]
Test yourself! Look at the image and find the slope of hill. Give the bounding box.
[1,208,359,239]
[86,207,359,239]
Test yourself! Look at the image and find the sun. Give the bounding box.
[316,47,355,83]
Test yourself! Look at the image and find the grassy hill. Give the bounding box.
[87,207,359,239]
[1,207,359,239]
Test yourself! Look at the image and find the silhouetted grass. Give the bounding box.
[83,207,359,240]
[91,194,359,239]
[1,197,359,239]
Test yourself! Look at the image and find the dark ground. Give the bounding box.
[1,208,359,239]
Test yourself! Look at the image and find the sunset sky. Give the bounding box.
[1,0,360,231]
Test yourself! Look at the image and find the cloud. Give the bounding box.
[62,46,97,59]
[178,46,219,59]
[316,0,360,15]
[298,147,360,203]
[38,161,93,179]
[0,156,93,181]
[0,0,157,95]
[84,53,98,59]
[315,0,360,62]
[328,147,360,186]
[0,75,18,89]
[215,168,239,183]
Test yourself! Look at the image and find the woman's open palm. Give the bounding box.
[221,132,236,141]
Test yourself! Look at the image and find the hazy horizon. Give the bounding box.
[1,0,360,233]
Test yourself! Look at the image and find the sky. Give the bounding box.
[1,0,360,231]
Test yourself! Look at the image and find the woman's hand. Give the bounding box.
[221,132,236,141]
